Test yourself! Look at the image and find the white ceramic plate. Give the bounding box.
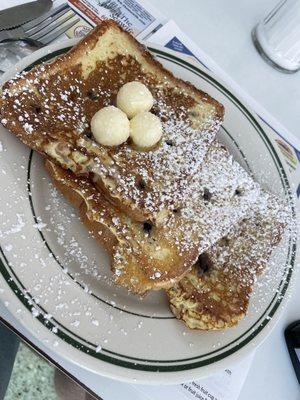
[0,40,297,384]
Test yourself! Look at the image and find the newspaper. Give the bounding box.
[133,353,255,400]
[0,0,165,72]
[0,2,299,400]
[66,0,165,39]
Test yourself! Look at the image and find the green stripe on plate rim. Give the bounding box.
[0,45,296,372]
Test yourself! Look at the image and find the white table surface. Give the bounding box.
[0,0,300,399]
[152,0,300,140]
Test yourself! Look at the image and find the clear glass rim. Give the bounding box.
[252,25,300,74]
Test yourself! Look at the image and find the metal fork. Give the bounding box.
[0,3,80,47]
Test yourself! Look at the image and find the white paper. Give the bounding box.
[131,353,255,400]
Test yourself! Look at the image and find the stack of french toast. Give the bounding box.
[0,20,289,330]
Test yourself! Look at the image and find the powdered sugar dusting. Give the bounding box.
[167,190,294,329]
[0,29,295,340]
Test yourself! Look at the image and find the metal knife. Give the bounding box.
[0,0,52,31]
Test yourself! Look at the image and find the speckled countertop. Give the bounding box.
[4,344,58,400]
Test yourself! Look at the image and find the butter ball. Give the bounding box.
[91,106,129,147]
[117,81,154,119]
[130,112,163,149]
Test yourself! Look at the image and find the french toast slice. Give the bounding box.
[0,20,224,224]
[46,139,261,295]
[45,159,195,294]
[167,192,288,329]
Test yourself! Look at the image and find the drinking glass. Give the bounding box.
[252,0,300,73]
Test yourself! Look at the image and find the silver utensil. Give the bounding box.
[0,3,79,47]
[0,0,52,31]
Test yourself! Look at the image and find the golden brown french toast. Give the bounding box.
[167,192,288,330]
[0,20,224,225]
[45,159,195,294]
[46,138,261,295]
